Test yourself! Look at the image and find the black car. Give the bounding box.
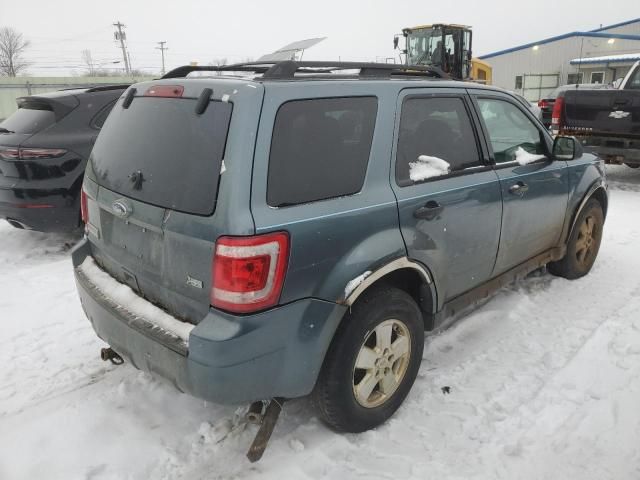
[0,85,128,232]
[538,83,611,128]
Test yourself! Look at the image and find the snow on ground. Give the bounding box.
[1,166,640,480]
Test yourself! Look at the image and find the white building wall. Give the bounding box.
[483,25,640,100]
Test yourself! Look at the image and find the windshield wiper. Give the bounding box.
[0,127,15,134]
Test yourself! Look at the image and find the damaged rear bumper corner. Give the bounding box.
[71,238,348,404]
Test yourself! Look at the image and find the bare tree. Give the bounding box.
[81,49,96,76]
[0,27,30,77]
[210,57,228,76]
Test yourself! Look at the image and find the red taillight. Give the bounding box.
[0,147,20,159]
[551,96,564,129]
[211,232,289,313]
[538,99,549,109]
[144,85,184,98]
[80,188,89,224]
[0,147,66,160]
[19,148,67,159]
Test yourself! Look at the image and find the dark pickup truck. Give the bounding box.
[553,61,640,168]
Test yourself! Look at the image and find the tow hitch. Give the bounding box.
[100,347,124,365]
[245,398,285,463]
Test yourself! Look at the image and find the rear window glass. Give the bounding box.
[90,96,232,215]
[0,107,56,134]
[267,97,377,207]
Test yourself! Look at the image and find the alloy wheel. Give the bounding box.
[352,319,412,408]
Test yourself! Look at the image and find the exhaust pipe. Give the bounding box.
[246,401,265,424]
[6,218,28,230]
[100,347,124,365]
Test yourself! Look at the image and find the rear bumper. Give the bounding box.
[579,137,640,165]
[72,238,346,404]
[0,186,80,232]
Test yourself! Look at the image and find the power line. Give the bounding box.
[156,41,168,75]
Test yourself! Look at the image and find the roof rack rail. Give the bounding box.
[162,61,449,80]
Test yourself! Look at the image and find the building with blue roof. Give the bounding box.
[478,18,640,100]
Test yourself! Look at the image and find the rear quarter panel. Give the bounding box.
[250,81,408,304]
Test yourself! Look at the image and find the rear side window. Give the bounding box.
[0,107,56,134]
[267,97,377,207]
[90,96,232,215]
[396,96,480,185]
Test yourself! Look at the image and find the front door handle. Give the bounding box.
[414,200,443,220]
[509,181,529,196]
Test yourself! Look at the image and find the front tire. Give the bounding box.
[313,286,424,433]
[625,163,640,169]
[548,198,604,279]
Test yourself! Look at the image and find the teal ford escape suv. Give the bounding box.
[72,61,607,433]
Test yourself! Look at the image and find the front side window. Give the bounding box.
[396,96,481,186]
[477,98,544,164]
[267,97,377,207]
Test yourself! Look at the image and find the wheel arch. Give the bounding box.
[341,257,437,330]
[567,182,608,243]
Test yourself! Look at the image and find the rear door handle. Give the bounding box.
[509,181,529,196]
[414,200,443,220]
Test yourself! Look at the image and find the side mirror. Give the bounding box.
[393,35,400,50]
[553,136,583,160]
[612,77,623,89]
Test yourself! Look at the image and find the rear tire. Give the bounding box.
[312,286,424,433]
[625,163,640,169]
[548,198,604,279]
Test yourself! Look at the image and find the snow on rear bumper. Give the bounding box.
[75,255,194,355]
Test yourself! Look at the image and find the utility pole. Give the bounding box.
[156,41,168,75]
[113,21,131,75]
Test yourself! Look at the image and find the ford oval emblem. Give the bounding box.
[112,199,132,218]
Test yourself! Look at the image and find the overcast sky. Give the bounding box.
[2,0,638,76]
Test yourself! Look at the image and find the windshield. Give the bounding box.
[407,27,443,66]
[90,96,232,216]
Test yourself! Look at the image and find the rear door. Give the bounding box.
[469,90,569,275]
[391,88,503,306]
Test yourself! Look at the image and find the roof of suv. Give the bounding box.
[159,60,503,94]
